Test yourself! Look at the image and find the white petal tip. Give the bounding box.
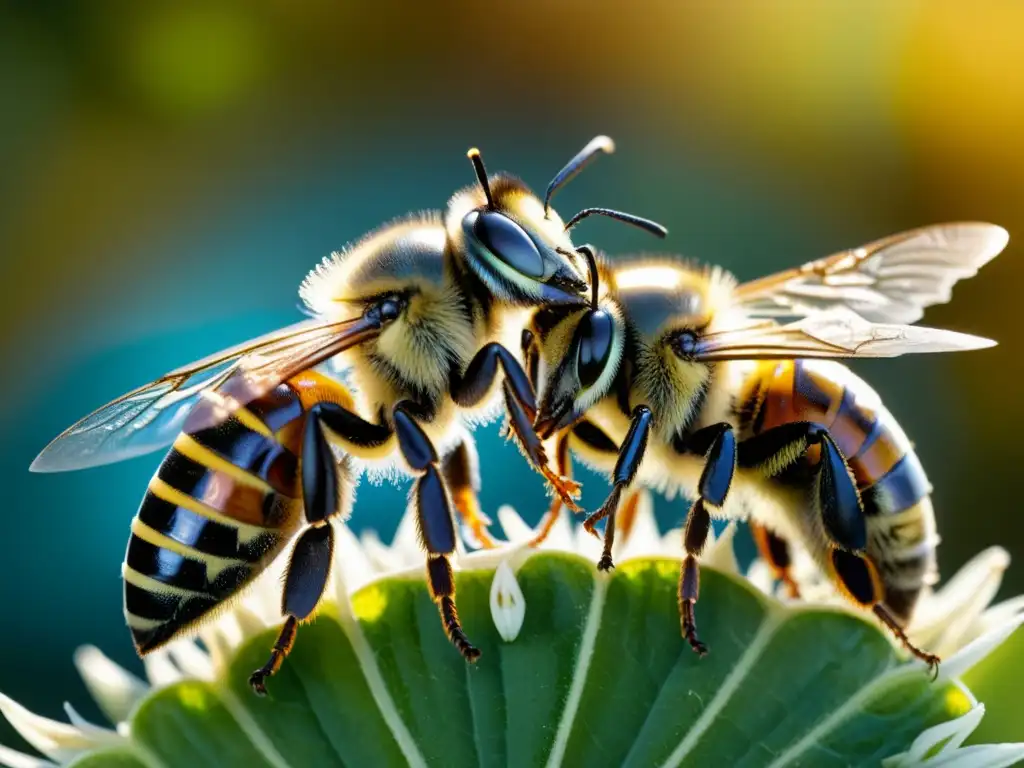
[490,559,526,642]
[72,646,148,724]
[939,611,1024,682]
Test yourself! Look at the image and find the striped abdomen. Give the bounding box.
[124,383,309,653]
[739,359,938,620]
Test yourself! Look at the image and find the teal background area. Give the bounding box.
[3,0,1024,752]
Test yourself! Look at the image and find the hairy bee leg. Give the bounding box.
[394,403,480,662]
[680,499,711,656]
[451,341,538,418]
[830,549,940,675]
[521,328,539,395]
[452,342,579,507]
[502,381,582,511]
[250,400,389,696]
[675,422,736,655]
[442,439,497,549]
[737,422,866,553]
[249,526,335,695]
[529,431,573,547]
[584,405,652,570]
[750,522,801,598]
[615,487,644,535]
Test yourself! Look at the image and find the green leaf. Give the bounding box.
[106,553,968,766]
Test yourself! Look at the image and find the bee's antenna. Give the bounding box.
[467,148,494,210]
[557,245,601,309]
[577,245,600,309]
[544,135,615,217]
[564,207,668,239]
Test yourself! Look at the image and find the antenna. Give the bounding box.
[544,135,615,217]
[466,147,494,209]
[564,207,668,239]
[577,245,600,309]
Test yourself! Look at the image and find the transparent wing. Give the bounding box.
[693,308,996,362]
[734,223,1008,324]
[32,317,377,473]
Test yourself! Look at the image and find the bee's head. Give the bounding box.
[534,247,627,439]
[446,137,667,309]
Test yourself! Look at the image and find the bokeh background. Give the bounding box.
[2,0,1023,753]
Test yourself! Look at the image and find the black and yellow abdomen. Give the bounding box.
[740,358,938,620]
[123,382,311,653]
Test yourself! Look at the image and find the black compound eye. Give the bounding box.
[673,329,700,360]
[577,310,614,388]
[378,298,402,322]
[469,210,545,278]
[367,296,403,325]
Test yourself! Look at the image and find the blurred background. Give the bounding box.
[2,0,1023,752]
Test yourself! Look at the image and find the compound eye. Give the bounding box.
[469,210,545,278]
[673,329,700,360]
[378,297,402,322]
[577,310,614,388]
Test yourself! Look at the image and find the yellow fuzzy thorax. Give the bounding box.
[634,339,711,441]
[372,286,477,396]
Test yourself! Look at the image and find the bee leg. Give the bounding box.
[750,522,801,598]
[250,401,389,696]
[394,402,481,662]
[738,422,866,553]
[680,500,711,656]
[676,422,737,655]
[442,438,498,550]
[451,343,580,509]
[741,424,938,669]
[529,432,573,547]
[249,526,335,696]
[583,405,652,570]
[830,549,941,675]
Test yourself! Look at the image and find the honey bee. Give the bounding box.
[526,224,1008,667]
[30,137,666,694]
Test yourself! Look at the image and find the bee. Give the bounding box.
[30,136,666,694]
[526,224,1008,667]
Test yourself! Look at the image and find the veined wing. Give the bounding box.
[734,223,1008,324]
[32,316,378,473]
[692,308,996,362]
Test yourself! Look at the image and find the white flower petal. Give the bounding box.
[0,694,94,763]
[903,702,986,761]
[0,744,56,768]
[536,507,576,552]
[939,611,1024,681]
[333,520,376,595]
[166,641,214,682]
[496,505,533,544]
[912,547,1009,655]
[976,595,1024,638]
[746,559,776,596]
[232,604,270,641]
[72,646,148,724]
[142,651,182,689]
[391,505,424,566]
[490,560,526,642]
[703,521,740,576]
[617,491,664,562]
[359,529,401,573]
[894,743,1024,768]
[61,703,122,745]
[660,526,684,557]
[573,522,604,563]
